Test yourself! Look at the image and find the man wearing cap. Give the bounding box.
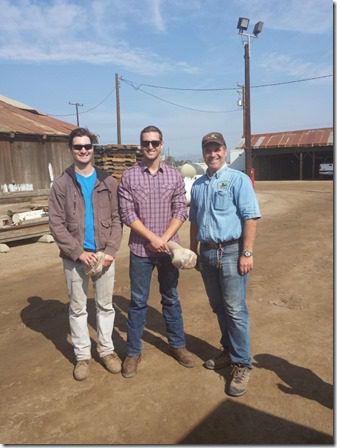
[189,131,261,397]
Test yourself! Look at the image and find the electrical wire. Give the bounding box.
[47,73,332,118]
[122,74,332,92]
[47,89,115,118]
[120,77,240,113]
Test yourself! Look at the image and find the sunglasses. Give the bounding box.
[141,140,161,148]
[72,144,93,151]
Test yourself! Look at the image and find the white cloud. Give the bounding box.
[0,0,196,75]
[259,52,332,78]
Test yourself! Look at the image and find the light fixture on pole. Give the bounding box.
[237,17,263,177]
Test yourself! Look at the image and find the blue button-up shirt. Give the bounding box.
[189,165,261,243]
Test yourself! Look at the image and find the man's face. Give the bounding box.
[203,143,227,174]
[70,136,94,167]
[140,131,163,162]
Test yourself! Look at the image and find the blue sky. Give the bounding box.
[1,0,333,161]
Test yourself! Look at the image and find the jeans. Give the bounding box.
[127,252,186,356]
[63,258,116,361]
[199,242,252,368]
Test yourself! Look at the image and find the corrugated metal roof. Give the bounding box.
[239,128,333,149]
[0,97,76,136]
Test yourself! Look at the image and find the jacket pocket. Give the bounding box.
[99,219,113,242]
[66,221,79,232]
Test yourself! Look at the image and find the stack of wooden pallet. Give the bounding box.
[94,144,142,181]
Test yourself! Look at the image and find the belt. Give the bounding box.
[201,239,240,249]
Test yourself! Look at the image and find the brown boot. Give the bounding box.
[73,359,90,381]
[169,346,195,368]
[122,354,141,378]
[101,352,122,374]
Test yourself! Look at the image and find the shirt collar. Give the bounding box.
[206,162,227,179]
[140,161,164,174]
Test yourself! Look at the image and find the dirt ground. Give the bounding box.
[0,180,333,445]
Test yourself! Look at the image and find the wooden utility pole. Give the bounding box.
[115,73,121,144]
[244,41,252,175]
[69,101,83,126]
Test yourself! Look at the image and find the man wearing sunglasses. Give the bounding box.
[48,127,122,381]
[118,125,195,378]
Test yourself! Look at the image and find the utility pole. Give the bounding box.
[115,73,121,144]
[244,41,252,174]
[237,18,263,178]
[69,101,83,126]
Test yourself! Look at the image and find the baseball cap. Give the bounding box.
[202,132,226,148]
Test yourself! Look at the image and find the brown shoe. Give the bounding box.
[101,352,122,374]
[169,346,195,368]
[122,354,141,378]
[73,359,90,381]
[228,364,251,397]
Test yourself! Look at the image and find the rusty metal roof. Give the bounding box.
[238,127,333,149]
[0,97,76,136]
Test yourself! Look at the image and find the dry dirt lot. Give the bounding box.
[0,180,333,444]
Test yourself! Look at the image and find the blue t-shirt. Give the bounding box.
[75,169,97,251]
[189,165,261,243]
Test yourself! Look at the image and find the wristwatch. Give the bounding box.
[242,250,253,257]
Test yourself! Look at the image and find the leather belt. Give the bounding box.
[201,239,240,249]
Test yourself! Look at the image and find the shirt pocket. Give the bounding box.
[130,185,149,203]
[214,190,231,210]
[161,184,175,202]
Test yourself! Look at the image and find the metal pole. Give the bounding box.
[115,73,121,144]
[244,40,252,175]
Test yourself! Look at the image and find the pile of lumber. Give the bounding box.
[94,144,142,181]
[0,195,50,243]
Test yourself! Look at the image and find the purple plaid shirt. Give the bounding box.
[118,161,187,257]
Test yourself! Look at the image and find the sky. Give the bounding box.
[0,0,333,161]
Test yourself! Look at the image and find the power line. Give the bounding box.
[120,77,240,113]
[46,73,332,118]
[122,74,332,92]
[48,89,115,118]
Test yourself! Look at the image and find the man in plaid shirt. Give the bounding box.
[118,125,195,378]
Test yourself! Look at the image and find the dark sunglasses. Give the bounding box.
[72,144,93,151]
[141,140,161,148]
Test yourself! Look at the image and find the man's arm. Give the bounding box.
[239,218,257,275]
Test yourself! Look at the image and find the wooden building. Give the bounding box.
[0,96,76,192]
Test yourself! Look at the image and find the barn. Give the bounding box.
[0,95,76,192]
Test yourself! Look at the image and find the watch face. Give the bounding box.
[243,250,252,257]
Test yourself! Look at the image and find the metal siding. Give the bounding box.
[247,128,332,150]
[0,100,76,135]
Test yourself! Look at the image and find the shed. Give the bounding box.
[237,127,333,180]
[0,95,76,192]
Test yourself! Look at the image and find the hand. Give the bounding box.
[239,255,253,275]
[102,253,114,267]
[79,251,98,267]
[147,235,170,253]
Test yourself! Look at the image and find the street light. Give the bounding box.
[237,17,263,177]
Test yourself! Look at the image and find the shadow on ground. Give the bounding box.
[20,294,216,365]
[254,353,334,409]
[179,399,333,444]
